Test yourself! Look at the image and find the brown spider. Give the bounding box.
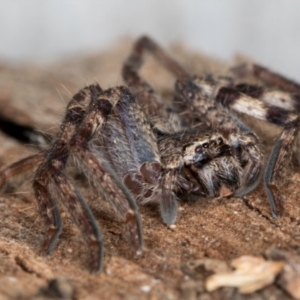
[0,36,299,273]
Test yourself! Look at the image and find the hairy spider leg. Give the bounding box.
[123,36,188,83]
[229,83,300,113]
[33,84,104,272]
[0,154,44,188]
[123,35,189,132]
[67,86,144,266]
[231,63,300,94]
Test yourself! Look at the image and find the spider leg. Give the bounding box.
[49,167,103,272]
[230,134,263,197]
[158,150,189,225]
[0,153,44,188]
[33,168,62,256]
[33,84,104,272]
[122,39,164,117]
[123,36,188,85]
[0,156,56,246]
[231,63,300,94]
[160,169,178,225]
[35,163,103,272]
[69,86,143,254]
[232,83,300,112]
[123,36,188,123]
[215,87,300,217]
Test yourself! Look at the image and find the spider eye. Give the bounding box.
[202,143,209,148]
[195,145,202,153]
[217,137,223,145]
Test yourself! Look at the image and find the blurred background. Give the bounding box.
[1,0,300,80]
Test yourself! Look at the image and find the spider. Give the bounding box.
[0,36,299,273]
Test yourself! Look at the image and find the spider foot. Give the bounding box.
[88,239,104,274]
[40,226,62,257]
[264,182,284,219]
[125,209,144,254]
[160,196,178,226]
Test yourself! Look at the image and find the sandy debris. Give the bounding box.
[205,255,284,294]
[267,248,300,300]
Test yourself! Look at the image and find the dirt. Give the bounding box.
[0,38,300,300]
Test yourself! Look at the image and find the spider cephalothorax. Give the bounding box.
[0,36,299,272]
